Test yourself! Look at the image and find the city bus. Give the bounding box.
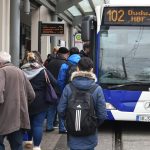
[81,3,150,122]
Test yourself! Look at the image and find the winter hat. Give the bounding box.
[57,47,69,54]
[0,51,11,62]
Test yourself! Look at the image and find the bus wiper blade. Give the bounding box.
[108,80,150,89]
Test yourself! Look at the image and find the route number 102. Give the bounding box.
[106,10,125,22]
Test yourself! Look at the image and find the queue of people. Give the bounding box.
[0,44,107,150]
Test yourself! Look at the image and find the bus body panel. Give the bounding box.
[103,89,141,112]
[103,89,150,121]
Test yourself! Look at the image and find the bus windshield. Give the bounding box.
[99,26,150,84]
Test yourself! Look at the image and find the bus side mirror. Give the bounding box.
[81,15,96,42]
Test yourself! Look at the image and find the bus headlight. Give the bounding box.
[106,103,116,110]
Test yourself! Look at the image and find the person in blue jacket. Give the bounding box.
[57,47,81,93]
[57,47,81,134]
[58,57,107,150]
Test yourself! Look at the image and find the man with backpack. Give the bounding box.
[57,47,81,93]
[58,57,107,150]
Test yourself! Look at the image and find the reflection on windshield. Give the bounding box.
[99,26,150,84]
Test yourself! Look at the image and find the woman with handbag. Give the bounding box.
[21,51,58,150]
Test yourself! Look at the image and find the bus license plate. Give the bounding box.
[136,115,150,122]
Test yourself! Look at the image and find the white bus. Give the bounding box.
[81,3,150,122]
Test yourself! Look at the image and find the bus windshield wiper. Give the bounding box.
[107,80,150,89]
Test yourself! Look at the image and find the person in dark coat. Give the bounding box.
[58,57,107,150]
[80,43,90,57]
[44,46,59,68]
[46,47,70,133]
[46,47,69,79]
[21,51,57,150]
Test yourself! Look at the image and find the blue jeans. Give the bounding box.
[28,111,47,146]
[46,105,66,132]
[59,115,66,132]
[46,105,56,130]
[0,130,23,150]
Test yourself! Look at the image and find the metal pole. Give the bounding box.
[69,26,74,48]
[51,13,58,50]
[10,0,20,66]
[38,21,42,53]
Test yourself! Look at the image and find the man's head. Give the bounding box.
[83,43,90,54]
[77,57,93,72]
[69,47,79,56]
[0,52,11,62]
[57,47,69,59]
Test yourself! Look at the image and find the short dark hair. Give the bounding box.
[83,43,90,50]
[57,47,69,54]
[78,57,93,71]
[70,47,79,55]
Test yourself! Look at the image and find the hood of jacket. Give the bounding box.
[70,71,97,90]
[21,62,44,80]
[67,54,81,65]
[0,62,13,68]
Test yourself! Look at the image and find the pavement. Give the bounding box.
[5,128,103,150]
[5,129,67,150]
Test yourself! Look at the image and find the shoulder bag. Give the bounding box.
[44,69,58,104]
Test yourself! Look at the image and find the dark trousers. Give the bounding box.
[0,130,23,150]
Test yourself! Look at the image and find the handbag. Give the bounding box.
[44,69,58,104]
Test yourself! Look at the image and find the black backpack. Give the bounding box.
[65,83,98,136]
[65,62,77,83]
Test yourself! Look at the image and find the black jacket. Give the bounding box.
[46,54,67,79]
[46,54,67,96]
[29,69,57,115]
[80,50,88,57]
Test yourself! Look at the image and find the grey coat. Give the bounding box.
[0,64,35,135]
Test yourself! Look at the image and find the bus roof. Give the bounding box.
[108,0,150,6]
[104,4,150,7]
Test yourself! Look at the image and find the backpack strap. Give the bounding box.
[69,83,77,92]
[65,61,77,72]
[65,61,73,68]
[89,84,99,94]
[65,62,74,84]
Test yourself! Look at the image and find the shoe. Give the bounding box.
[59,130,67,134]
[33,146,41,150]
[24,141,33,149]
[53,125,58,129]
[53,122,59,129]
[46,128,54,132]
[53,121,59,128]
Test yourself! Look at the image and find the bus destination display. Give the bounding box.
[41,23,64,35]
[103,7,150,26]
